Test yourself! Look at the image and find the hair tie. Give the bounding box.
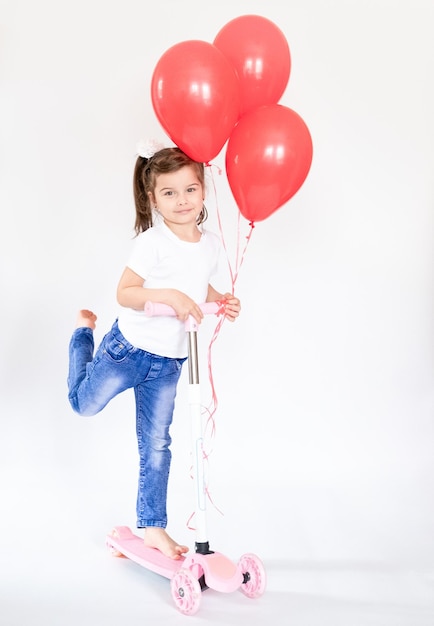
[136,139,166,159]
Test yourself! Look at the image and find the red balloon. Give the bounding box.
[225,104,313,222]
[214,15,291,116]
[151,40,240,163]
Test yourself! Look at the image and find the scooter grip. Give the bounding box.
[144,301,222,317]
[144,302,177,317]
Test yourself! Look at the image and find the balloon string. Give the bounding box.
[207,162,234,286]
[186,163,253,530]
[206,162,255,290]
[233,216,254,287]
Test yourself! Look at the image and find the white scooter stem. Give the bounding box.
[144,301,223,553]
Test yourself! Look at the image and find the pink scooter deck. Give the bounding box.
[105,526,243,591]
[107,525,267,599]
[106,526,184,579]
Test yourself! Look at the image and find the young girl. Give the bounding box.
[67,146,240,560]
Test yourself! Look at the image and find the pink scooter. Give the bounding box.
[106,301,266,615]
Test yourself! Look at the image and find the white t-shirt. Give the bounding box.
[117,221,221,358]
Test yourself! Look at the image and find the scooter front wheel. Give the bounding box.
[171,568,202,615]
[238,553,267,598]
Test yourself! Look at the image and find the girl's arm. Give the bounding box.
[207,284,241,322]
[117,267,204,323]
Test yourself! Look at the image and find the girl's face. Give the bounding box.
[150,165,204,229]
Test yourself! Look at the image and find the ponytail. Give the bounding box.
[133,157,153,234]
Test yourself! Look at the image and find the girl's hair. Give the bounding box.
[133,147,208,234]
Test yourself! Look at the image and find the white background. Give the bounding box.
[1,0,433,624]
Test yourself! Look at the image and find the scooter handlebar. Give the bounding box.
[144,301,223,317]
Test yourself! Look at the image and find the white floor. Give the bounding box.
[2,529,434,626]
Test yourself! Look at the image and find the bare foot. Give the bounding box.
[76,309,97,330]
[144,528,189,560]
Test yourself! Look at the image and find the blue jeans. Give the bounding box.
[67,320,185,528]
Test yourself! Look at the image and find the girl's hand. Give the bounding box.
[169,290,204,324]
[221,293,241,322]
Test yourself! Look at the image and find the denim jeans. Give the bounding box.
[67,319,185,528]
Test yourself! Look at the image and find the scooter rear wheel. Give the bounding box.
[106,527,129,557]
